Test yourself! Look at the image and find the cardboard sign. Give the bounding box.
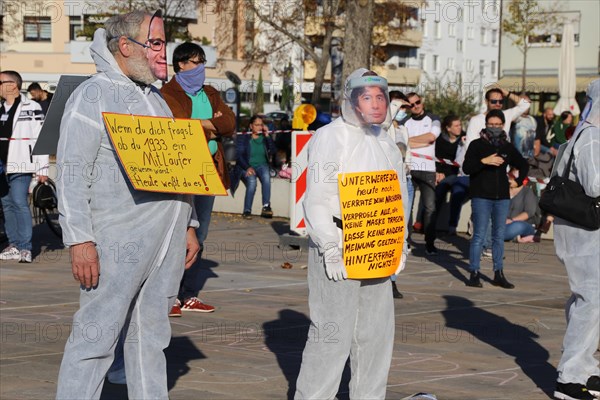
[338,170,405,279]
[102,113,227,195]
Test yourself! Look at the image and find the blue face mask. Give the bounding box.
[175,63,205,95]
[394,109,407,122]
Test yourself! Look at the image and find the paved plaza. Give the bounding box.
[0,213,580,399]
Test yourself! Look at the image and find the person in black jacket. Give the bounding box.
[463,109,529,289]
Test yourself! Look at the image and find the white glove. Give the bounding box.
[323,247,347,281]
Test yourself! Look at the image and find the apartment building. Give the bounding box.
[0,0,269,102]
[498,0,599,112]
[417,0,500,106]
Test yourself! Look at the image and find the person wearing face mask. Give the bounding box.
[463,110,529,289]
[295,69,410,399]
[161,42,235,316]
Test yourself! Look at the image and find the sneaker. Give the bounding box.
[106,367,127,385]
[169,299,182,317]
[425,244,438,256]
[242,211,252,220]
[554,382,595,400]
[412,222,424,234]
[481,249,493,259]
[181,297,215,313]
[20,250,32,263]
[0,245,21,261]
[586,376,600,398]
[261,205,273,219]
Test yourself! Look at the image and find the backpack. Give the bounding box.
[32,179,58,210]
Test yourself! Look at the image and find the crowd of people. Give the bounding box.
[0,9,597,400]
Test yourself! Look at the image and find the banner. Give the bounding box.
[102,113,227,195]
[338,170,405,279]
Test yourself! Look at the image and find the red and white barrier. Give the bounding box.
[289,131,313,236]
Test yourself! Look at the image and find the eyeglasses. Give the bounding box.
[127,37,166,52]
[0,81,15,86]
[489,99,503,105]
[409,99,421,108]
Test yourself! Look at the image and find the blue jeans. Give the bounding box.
[1,173,33,251]
[504,221,535,241]
[406,176,415,229]
[435,175,469,228]
[241,164,271,213]
[410,170,437,246]
[178,195,216,301]
[469,198,510,272]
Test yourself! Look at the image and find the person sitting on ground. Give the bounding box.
[550,111,573,149]
[505,174,539,243]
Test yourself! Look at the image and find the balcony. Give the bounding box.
[304,16,345,37]
[373,25,423,48]
[303,60,332,81]
[372,65,421,86]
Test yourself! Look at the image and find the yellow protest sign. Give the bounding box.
[338,170,405,279]
[102,113,227,195]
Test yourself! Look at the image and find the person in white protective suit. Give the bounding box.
[295,69,410,399]
[55,11,200,400]
[553,79,600,400]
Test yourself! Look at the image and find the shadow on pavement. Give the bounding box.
[442,295,556,397]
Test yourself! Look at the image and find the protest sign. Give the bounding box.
[338,170,405,279]
[102,113,226,195]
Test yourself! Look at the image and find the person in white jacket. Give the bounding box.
[295,68,410,399]
[55,11,199,400]
[0,70,48,263]
[552,79,600,400]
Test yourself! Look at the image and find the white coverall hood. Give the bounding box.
[341,68,391,128]
[579,79,599,128]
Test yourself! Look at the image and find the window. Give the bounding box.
[467,27,474,39]
[448,23,456,37]
[491,29,498,45]
[433,55,439,72]
[435,21,441,39]
[480,27,487,44]
[491,61,497,76]
[0,15,3,42]
[456,39,463,52]
[466,59,473,71]
[447,57,455,70]
[419,54,426,71]
[479,60,485,75]
[527,11,581,47]
[69,16,83,40]
[24,16,51,41]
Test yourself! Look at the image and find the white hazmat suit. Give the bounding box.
[55,28,197,399]
[295,69,410,399]
[553,79,600,387]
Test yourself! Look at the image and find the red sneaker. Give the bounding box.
[182,297,215,313]
[169,299,182,317]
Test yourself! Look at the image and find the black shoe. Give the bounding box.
[391,281,403,299]
[425,244,438,256]
[261,206,273,218]
[554,382,595,400]
[466,271,483,288]
[586,376,600,398]
[492,270,515,289]
[242,212,252,220]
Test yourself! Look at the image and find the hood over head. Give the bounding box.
[579,79,599,128]
[341,68,390,128]
[90,28,123,77]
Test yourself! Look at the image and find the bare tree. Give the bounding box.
[502,0,559,93]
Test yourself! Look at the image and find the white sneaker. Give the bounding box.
[20,250,32,263]
[0,246,21,261]
[107,367,127,385]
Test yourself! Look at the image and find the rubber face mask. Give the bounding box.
[341,68,390,128]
